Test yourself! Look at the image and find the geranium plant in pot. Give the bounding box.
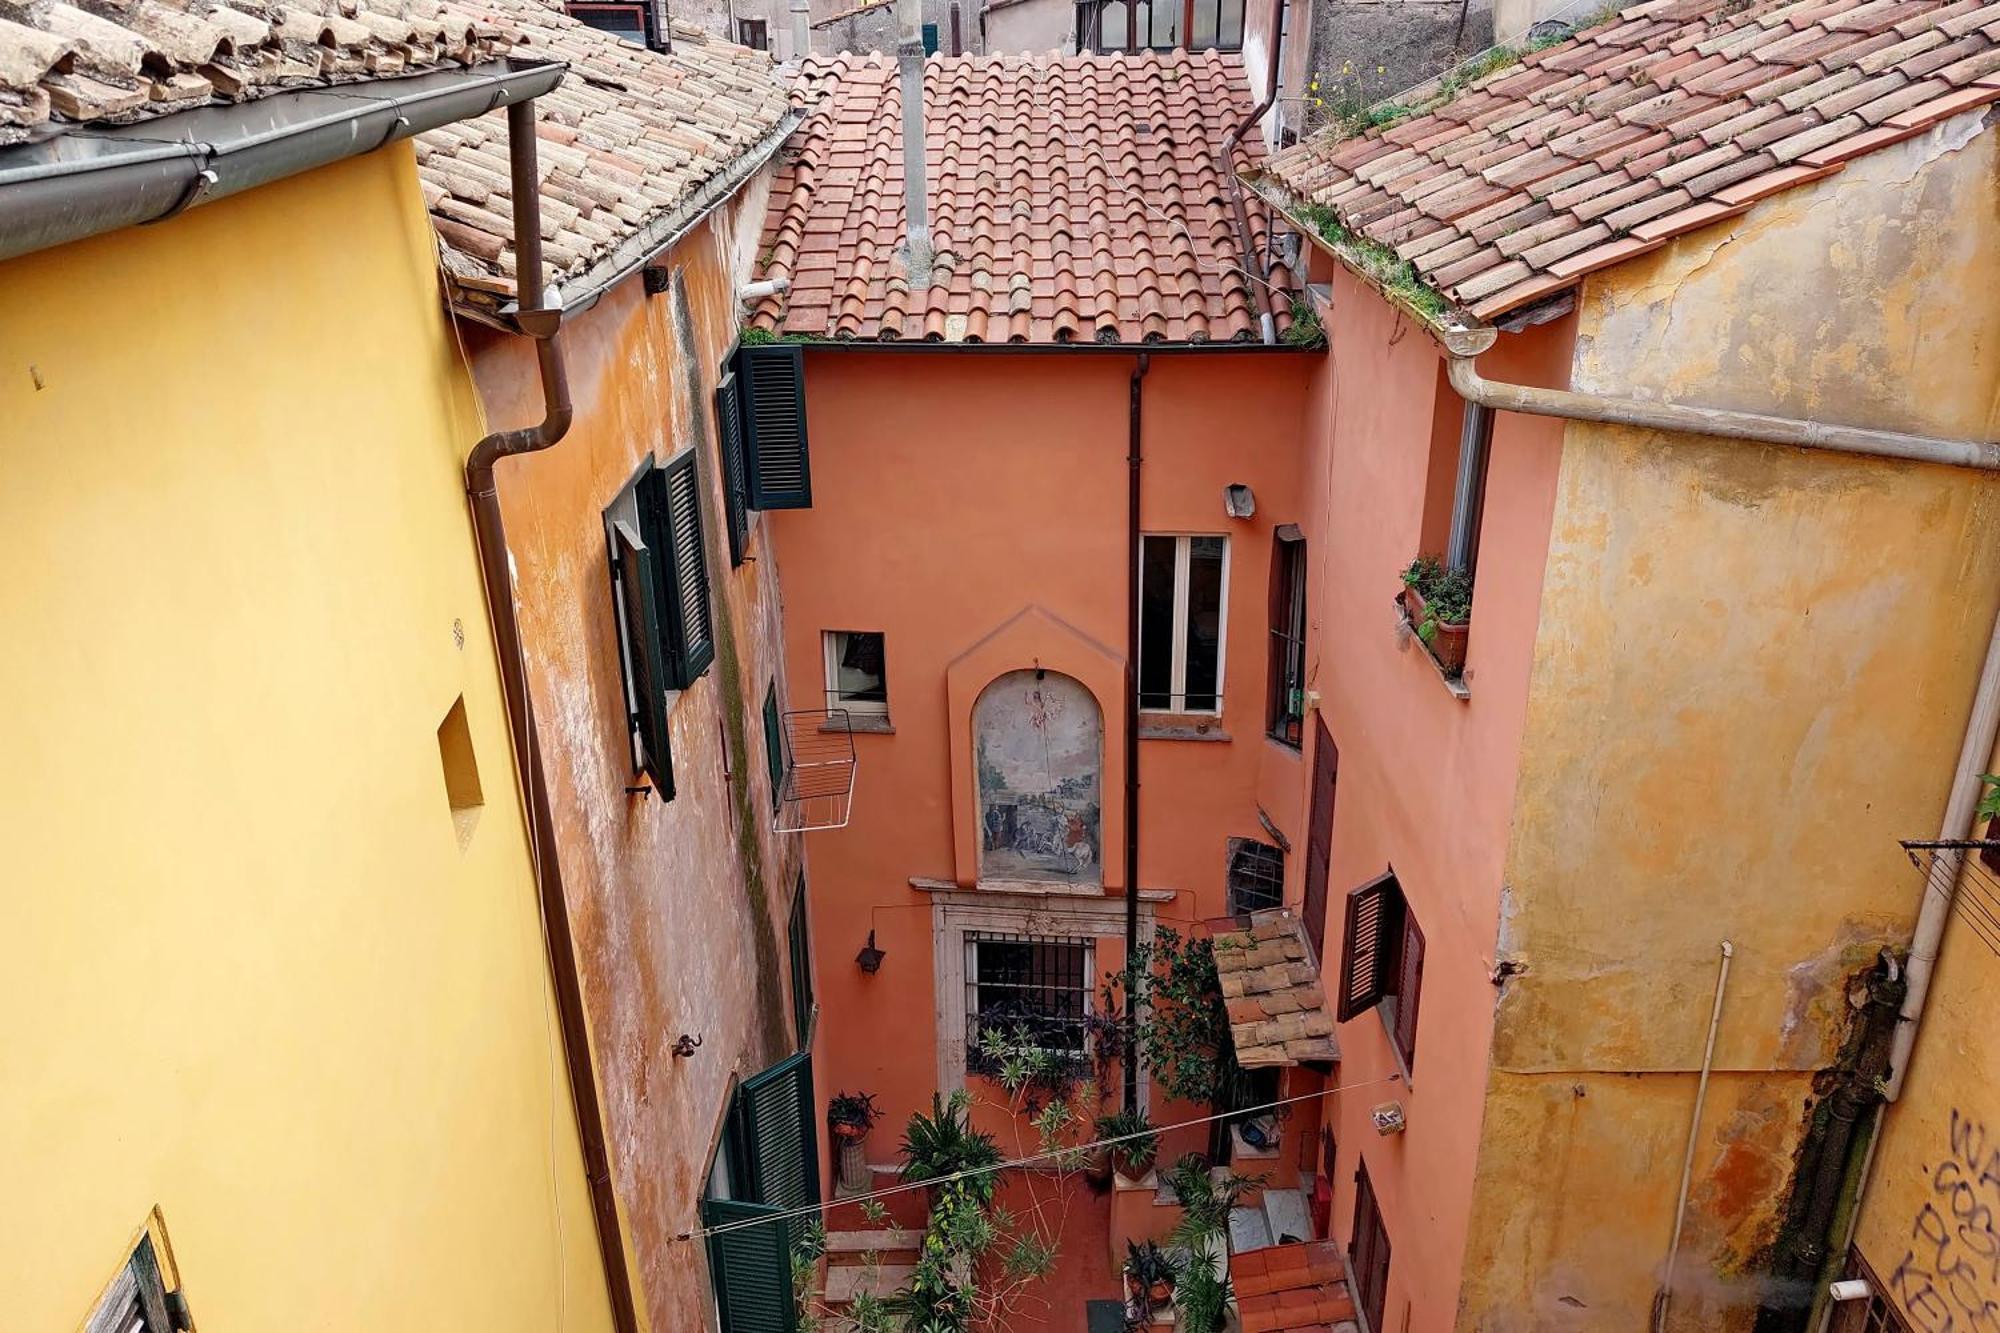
[1400,554,1473,677]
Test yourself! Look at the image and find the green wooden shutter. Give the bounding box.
[640,454,715,688]
[762,685,786,810]
[702,1197,795,1333]
[1336,871,1402,1023]
[716,369,751,567]
[611,519,674,798]
[788,878,814,1047]
[735,1050,821,1220]
[737,344,812,510]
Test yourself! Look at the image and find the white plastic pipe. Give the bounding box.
[1885,599,2000,1099]
[1829,1279,1872,1302]
[1654,940,1734,1333]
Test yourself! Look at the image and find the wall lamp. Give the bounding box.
[856,929,886,974]
[1224,483,1256,519]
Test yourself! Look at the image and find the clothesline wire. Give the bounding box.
[673,1073,1402,1244]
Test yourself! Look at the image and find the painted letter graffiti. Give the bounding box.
[1890,1110,2000,1332]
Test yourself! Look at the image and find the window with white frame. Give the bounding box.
[1139,534,1228,713]
[965,933,1092,1062]
[823,630,888,716]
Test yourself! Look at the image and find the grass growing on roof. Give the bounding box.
[1295,201,1451,323]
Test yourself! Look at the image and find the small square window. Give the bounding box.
[823,630,888,717]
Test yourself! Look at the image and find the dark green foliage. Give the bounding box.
[1120,927,1241,1110]
[1094,1109,1159,1176]
[1401,554,1473,632]
[899,1092,1003,1204]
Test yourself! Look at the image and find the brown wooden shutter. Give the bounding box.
[611,519,674,798]
[1336,870,1401,1022]
[1393,911,1425,1068]
[1350,1160,1391,1332]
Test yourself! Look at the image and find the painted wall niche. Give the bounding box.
[974,669,1102,885]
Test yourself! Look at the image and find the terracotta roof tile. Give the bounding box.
[1212,910,1338,1067]
[0,0,518,145]
[1261,0,2000,320]
[417,9,791,311]
[751,50,1295,344]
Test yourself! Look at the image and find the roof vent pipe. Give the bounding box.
[898,0,932,289]
[790,0,810,59]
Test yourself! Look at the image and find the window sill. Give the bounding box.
[824,713,894,734]
[1393,596,1470,702]
[1139,714,1231,743]
[1377,1002,1415,1090]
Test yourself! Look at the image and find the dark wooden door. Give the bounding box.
[1303,716,1338,960]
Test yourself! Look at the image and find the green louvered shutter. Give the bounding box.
[735,1050,820,1226]
[610,519,674,798]
[716,368,751,566]
[737,344,812,510]
[639,453,715,688]
[788,878,814,1047]
[702,1197,794,1333]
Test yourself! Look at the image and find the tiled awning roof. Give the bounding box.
[1214,909,1339,1067]
[0,0,515,145]
[418,9,792,312]
[749,50,1299,344]
[1260,0,2000,323]
[1230,1241,1359,1333]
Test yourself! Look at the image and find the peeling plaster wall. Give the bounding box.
[1457,109,2000,1332]
[466,171,806,1333]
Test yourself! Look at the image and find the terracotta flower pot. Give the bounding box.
[831,1121,868,1141]
[1115,1144,1157,1182]
[1148,1279,1174,1308]
[1403,585,1469,677]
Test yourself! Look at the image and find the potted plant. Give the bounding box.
[828,1091,880,1141]
[899,1091,1003,1206]
[1400,554,1473,676]
[1096,1108,1159,1184]
[1124,1239,1182,1318]
[828,1091,881,1195]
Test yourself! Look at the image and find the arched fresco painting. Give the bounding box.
[974,670,1102,884]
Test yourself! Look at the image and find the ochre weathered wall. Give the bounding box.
[1458,107,2000,1332]
[766,350,1310,1180]
[0,145,611,1330]
[466,175,806,1332]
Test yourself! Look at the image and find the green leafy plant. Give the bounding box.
[900,1091,1003,1203]
[1401,554,1473,640]
[1119,927,1242,1112]
[1165,1153,1265,1251]
[1095,1108,1160,1178]
[1282,295,1325,348]
[1125,1238,1183,1296]
[1293,201,1451,324]
[1174,1260,1234,1333]
[1978,773,2000,823]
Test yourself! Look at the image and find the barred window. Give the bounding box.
[965,933,1092,1058]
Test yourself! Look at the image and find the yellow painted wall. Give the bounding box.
[1856,865,2000,1332]
[1458,110,2000,1331]
[0,144,612,1331]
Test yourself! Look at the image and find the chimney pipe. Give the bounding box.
[790,0,810,58]
[898,0,932,288]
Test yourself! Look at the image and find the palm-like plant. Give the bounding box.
[899,1091,1003,1204]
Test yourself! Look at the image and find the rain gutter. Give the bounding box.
[0,59,564,264]
[462,100,642,1333]
[1219,0,1286,345]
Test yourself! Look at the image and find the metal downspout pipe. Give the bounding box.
[1219,0,1285,345]
[463,99,641,1333]
[1123,351,1151,1115]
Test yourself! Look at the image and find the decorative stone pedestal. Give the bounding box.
[837,1134,870,1195]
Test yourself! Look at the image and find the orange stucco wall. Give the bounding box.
[1285,259,1572,1333]
[464,184,806,1331]
[767,350,1312,1171]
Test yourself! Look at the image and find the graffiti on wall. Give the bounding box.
[974,670,1101,884]
[1890,1109,2000,1331]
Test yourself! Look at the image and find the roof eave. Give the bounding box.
[1245,169,1501,359]
[0,58,566,266]
[455,107,806,331]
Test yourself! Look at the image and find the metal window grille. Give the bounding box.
[1226,837,1285,916]
[1831,1250,1912,1333]
[965,933,1092,1062]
